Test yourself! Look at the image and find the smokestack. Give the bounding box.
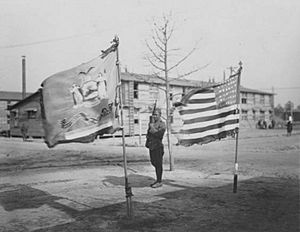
[22,56,26,99]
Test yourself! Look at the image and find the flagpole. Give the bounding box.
[113,36,133,216]
[233,61,243,193]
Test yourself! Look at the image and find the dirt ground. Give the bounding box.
[0,128,299,232]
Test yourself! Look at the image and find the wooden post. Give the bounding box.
[138,109,142,146]
[114,36,133,216]
[233,61,243,193]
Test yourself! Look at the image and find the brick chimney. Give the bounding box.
[22,56,26,99]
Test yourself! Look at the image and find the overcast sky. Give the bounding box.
[1,0,300,106]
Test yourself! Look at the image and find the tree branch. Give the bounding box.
[167,47,197,72]
[154,27,166,46]
[151,35,165,52]
[172,62,211,80]
[126,72,167,89]
[153,72,167,82]
[168,48,181,52]
[146,41,164,63]
[166,24,174,42]
[146,56,165,72]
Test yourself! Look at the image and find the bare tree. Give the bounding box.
[144,13,205,171]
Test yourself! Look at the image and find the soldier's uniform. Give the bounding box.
[146,114,166,188]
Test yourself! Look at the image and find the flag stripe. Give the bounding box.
[178,130,236,146]
[182,107,237,123]
[181,114,239,130]
[189,92,215,100]
[179,105,217,115]
[183,109,237,125]
[180,102,216,111]
[187,98,215,104]
[181,88,213,103]
[181,104,237,120]
[181,119,239,134]
[178,123,239,140]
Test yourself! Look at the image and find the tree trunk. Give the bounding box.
[164,27,174,171]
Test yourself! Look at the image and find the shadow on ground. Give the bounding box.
[0,184,79,217]
[0,176,299,232]
[102,173,156,188]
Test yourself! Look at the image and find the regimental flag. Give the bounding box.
[175,72,240,146]
[41,44,120,148]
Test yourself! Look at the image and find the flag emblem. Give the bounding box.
[41,48,119,148]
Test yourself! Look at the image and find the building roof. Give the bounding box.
[8,91,41,110]
[121,72,208,88]
[5,74,275,111]
[121,73,275,96]
[240,86,274,95]
[0,91,33,101]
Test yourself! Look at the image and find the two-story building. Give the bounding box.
[120,72,210,135]
[7,72,275,138]
[7,72,208,137]
[240,86,274,128]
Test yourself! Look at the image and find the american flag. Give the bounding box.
[175,72,240,146]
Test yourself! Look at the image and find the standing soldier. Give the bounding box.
[145,108,166,188]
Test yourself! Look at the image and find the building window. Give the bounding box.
[149,84,159,100]
[121,85,126,104]
[260,110,265,120]
[252,110,256,120]
[27,110,37,119]
[241,93,247,104]
[134,119,139,124]
[269,110,273,116]
[6,113,10,124]
[11,110,19,127]
[269,96,273,107]
[242,110,248,120]
[260,95,265,105]
[133,82,138,99]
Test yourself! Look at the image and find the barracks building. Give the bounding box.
[1,72,275,138]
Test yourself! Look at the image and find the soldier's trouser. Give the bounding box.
[149,147,164,182]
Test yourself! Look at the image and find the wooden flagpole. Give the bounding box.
[233,61,243,193]
[113,36,133,216]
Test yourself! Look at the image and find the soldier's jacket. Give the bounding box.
[145,119,166,150]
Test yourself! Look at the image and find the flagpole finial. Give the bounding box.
[100,36,119,58]
[238,61,243,74]
[112,35,119,47]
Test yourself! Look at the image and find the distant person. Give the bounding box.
[286,119,293,136]
[145,108,166,188]
[271,119,275,129]
[263,120,267,129]
[21,124,28,141]
[257,119,262,129]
